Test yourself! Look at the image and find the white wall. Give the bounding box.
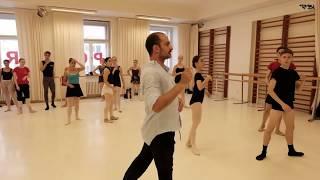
[200,0,315,101]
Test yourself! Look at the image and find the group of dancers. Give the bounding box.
[0,31,307,180]
[123,32,306,179]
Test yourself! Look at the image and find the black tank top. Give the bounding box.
[98,65,105,82]
[175,67,185,83]
[106,67,114,84]
[132,69,139,77]
[1,68,13,80]
[42,61,54,77]
[113,66,121,87]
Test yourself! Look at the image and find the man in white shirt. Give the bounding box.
[123,32,192,180]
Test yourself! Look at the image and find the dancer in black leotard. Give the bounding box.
[101,57,118,122]
[93,59,107,100]
[172,55,187,106]
[111,56,125,113]
[128,60,141,96]
[186,55,212,156]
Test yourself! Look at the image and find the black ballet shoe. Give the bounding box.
[256,153,266,161]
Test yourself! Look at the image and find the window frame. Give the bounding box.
[83,20,110,74]
[0,14,19,69]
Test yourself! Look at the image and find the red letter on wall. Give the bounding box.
[6,51,19,65]
[94,53,103,64]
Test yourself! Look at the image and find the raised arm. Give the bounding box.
[150,68,192,113]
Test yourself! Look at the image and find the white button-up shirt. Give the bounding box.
[140,60,181,145]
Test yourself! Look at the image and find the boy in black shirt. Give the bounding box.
[40,51,56,110]
[256,48,306,161]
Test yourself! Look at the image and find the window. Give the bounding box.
[0,15,19,69]
[83,20,109,75]
[150,25,174,68]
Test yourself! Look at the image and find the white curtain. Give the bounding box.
[117,18,149,71]
[16,9,45,101]
[16,11,84,101]
[189,24,199,66]
[52,12,84,97]
[178,24,191,67]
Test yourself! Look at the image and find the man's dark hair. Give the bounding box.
[44,51,51,55]
[19,58,25,62]
[276,46,287,53]
[3,59,9,64]
[145,32,164,56]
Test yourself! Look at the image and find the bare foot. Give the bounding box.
[104,119,113,123]
[5,109,11,112]
[110,116,119,120]
[76,117,81,120]
[186,141,192,148]
[258,127,265,132]
[29,110,36,113]
[65,121,71,126]
[275,131,285,136]
[191,147,200,156]
[118,110,122,113]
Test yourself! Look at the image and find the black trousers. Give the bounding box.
[123,132,175,180]
[43,77,55,105]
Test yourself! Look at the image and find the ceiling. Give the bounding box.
[0,0,292,22]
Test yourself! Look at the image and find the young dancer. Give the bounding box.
[256,48,305,161]
[93,59,107,100]
[13,58,36,113]
[64,58,85,125]
[40,51,56,110]
[111,56,125,113]
[172,55,187,106]
[127,60,141,97]
[186,55,212,156]
[123,32,192,180]
[0,60,20,112]
[258,46,296,135]
[101,57,118,123]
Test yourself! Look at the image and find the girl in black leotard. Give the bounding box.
[111,56,125,113]
[172,55,186,106]
[186,55,212,156]
[93,59,107,100]
[128,60,141,96]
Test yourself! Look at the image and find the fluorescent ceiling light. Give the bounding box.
[136,15,171,22]
[50,7,96,15]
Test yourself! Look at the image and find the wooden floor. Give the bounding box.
[0,96,320,180]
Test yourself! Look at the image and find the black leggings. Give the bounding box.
[123,132,175,180]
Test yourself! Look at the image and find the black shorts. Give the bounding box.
[131,76,140,84]
[271,101,294,111]
[98,76,104,83]
[265,95,273,104]
[16,84,30,101]
[66,84,83,97]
